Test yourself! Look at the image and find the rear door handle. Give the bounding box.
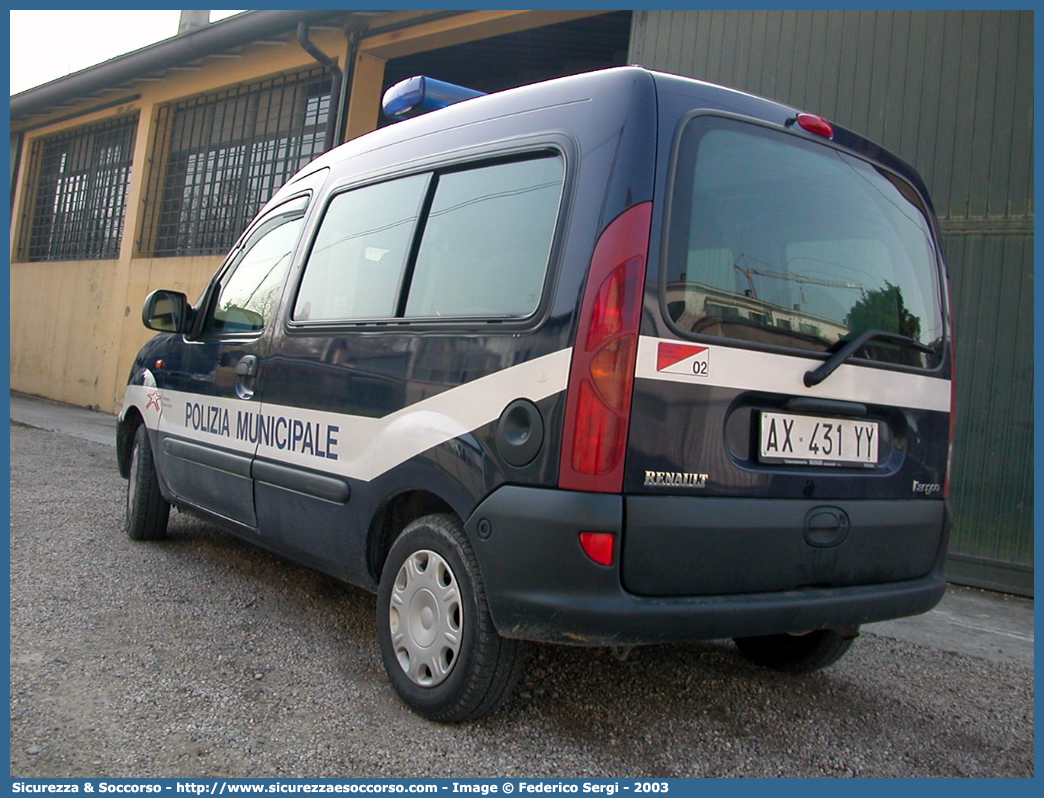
[234,355,258,378]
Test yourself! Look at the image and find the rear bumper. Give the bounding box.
[464,486,949,645]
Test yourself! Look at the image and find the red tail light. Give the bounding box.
[579,532,615,566]
[559,202,652,493]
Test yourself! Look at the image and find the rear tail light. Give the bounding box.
[559,202,652,493]
[579,532,615,566]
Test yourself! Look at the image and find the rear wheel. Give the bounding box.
[733,629,855,674]
[124,424,170,541]
[377,513,523,722]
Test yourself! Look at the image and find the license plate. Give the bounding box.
[759,411,879,467]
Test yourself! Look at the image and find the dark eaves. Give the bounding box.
[11,10,345,122]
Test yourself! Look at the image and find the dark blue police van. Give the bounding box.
[117,67,955,722]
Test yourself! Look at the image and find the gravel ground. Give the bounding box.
[9,423,1034,778]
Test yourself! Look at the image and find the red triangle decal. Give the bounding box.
[657,342,707,371]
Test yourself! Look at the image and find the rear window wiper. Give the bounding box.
[804,329,934,387]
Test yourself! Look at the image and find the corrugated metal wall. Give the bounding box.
[630,9,1033,595]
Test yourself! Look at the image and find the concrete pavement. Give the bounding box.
[9,390,1033,669]
[10,390,118,447]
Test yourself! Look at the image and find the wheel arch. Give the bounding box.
[367,489,457,582]
[116,408,145,478]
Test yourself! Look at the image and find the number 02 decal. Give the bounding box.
[657,342,710,378]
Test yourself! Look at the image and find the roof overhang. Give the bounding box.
[10,10,384,124]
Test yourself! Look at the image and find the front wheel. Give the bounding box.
[377,513,523,722]
[124,424,170,541]
[733,629,855,674]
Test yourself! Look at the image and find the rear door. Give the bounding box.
[625,107,952,595]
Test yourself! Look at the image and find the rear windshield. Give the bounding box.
[664,116,944,368]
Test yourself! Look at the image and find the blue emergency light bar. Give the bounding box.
[382,76,486,120]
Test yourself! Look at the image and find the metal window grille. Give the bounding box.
[142,68,331,257]
[17,114,139,261]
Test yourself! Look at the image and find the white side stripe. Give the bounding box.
[635,336,951,413]
[122,349,572,483]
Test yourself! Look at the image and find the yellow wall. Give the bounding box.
[9,255,222,411]
[9,25,349,414]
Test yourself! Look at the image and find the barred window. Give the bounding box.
[142,68,331,257]
[17,115,138,261]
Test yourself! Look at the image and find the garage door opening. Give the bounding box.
[379,11,632,125]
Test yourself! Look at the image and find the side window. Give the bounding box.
[405,156,563,318]
[293,175,428,321]
[203,199,308,335]
[291,153,564,325]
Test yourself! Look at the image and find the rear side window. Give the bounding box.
[664,117,944,368]
[293,153,564,324]
[405,157,564,318]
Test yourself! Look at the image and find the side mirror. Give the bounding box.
[142,289,189,333]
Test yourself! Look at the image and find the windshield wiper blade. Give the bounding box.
[803,329,934,387]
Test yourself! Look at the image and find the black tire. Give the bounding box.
[733,630,855,674]
[377,513,523,722]
[124,424,170,541]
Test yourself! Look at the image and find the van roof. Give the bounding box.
[270,65,932,215]
[295,67,661,175]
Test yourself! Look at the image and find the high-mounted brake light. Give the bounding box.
[559,202,652,493]
[796,113,834,139]
[382,76,485,121]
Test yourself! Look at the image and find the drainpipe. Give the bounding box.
[338,24,367,146]
[297,22,343,154]
[10,132,24,221]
